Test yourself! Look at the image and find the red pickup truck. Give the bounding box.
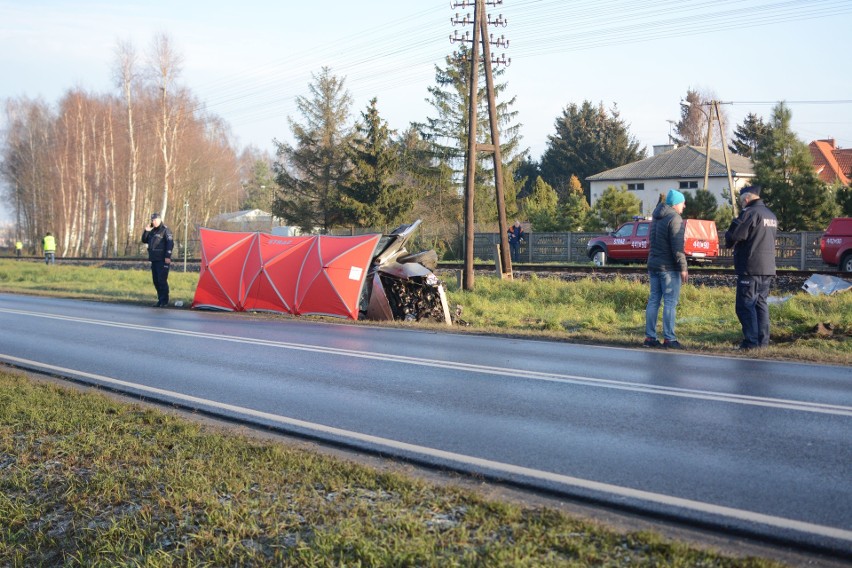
[587,218,719,266]
[819,217,852,272]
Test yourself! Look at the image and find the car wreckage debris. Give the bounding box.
[361,220,453,325]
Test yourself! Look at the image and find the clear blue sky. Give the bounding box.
[2,0,851,222]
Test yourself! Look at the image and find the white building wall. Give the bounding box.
[589,176,752,216]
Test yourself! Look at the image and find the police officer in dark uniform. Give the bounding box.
[724,185,778,350]
[141,212,174,307]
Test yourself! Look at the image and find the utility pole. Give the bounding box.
[183,200,189,272]
[452,0,512,290]
[683,99,738,217]
[701,102,714,196]
[15,182,21,243]
[713,100,738,217]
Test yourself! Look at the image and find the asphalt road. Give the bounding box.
[1,293,850,556]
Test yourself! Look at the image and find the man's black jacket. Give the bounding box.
[725,199,777,276]
[141,224,173,262]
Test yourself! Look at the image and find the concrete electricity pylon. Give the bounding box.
[451,0,511,290]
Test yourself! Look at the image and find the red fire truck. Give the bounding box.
[586,218,719,266]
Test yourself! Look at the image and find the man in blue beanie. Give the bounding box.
[725,185,777,350]
[644,189,688,349]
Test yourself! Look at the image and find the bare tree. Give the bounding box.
[113,40,142,253]
[675,88,729,148]
[1,98,55,248]
[2,33,244,258]
[148,33,184,220]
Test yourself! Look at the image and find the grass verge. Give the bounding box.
[0,371,784,567]
[444,273,851,365]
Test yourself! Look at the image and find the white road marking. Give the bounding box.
[2,352,851,545]
[2,307,851,416]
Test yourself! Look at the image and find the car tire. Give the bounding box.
[841,253,852,273]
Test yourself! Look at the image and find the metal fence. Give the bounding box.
[18,231,831,271]
[473,231,831,271]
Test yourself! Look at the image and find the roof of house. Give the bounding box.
[836,149,852,178]
[809,139,851,185]
[210,209,273,223]
[586,145,755,182]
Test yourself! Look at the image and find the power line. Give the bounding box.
[202,0,851,128]
[60,1,852,150]
[730,100,852,105]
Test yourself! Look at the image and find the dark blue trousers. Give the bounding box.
[509,241,520,262]
[150,260,170,305]
[735,275,773,348]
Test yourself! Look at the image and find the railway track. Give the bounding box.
[436,263,825,294]
[14,256,834,276]
[10,257,839,294]
[439,262,831,278]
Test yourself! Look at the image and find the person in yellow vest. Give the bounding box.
[15,240,23,260]
[43,232,56,265]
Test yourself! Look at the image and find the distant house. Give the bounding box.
[586,145,755,215]
[809,139,852,185]
[207,209,276,232]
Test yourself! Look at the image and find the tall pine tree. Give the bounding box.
[540,101,644,201]
[342,98,413,230]
[754,102,839,231]
[272,67,353,234]
[729,113,769,157]
[418,45,525,225]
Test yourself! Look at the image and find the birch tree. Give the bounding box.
[113,40,142,253]
[148,33,184,220]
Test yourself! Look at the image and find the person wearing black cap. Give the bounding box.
[141,212,174,307]
[724,185,778,350]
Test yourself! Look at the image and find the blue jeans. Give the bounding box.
[645,271,682,342]
[736,275,773,347]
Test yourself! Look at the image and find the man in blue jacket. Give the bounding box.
[644,189,688,349]
[141,212,174,307]
[507,220,525,262]
[725,185,777,350]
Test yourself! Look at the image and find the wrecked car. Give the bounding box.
[361,220,452,324]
